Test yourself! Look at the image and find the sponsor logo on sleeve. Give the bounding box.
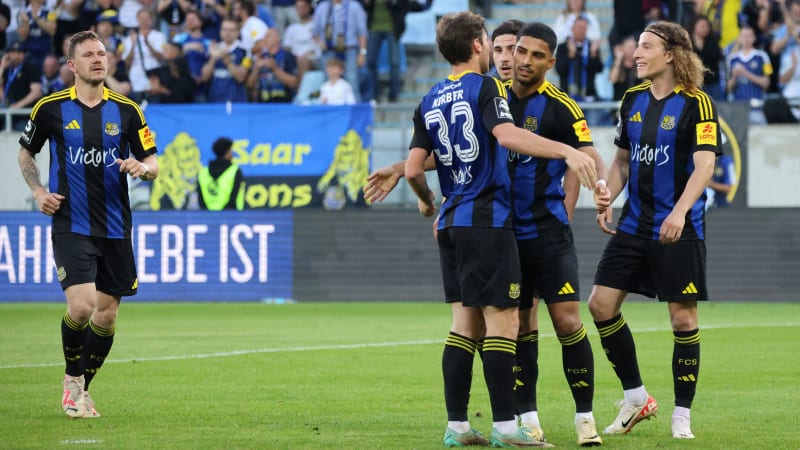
[21,120,36,144]
[495,97,513,121]
[573,119,593,142]
[138,126,156,150]
[696,122,717,146]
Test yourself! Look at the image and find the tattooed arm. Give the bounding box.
[18,147,64,216]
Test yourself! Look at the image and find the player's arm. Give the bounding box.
[19,146,66,215]
[405,147,435,217]
[363,155,435,203]
[596,146,629,235]
[659,149,714,244]
[563,169,578,222]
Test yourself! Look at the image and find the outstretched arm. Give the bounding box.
[363,154,436,203]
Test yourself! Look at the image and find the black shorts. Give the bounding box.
[52,233,138,297]
[594,231,708,301]
[517,226,580,309]
[438,227,521,308]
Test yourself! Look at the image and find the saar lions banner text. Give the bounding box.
[143,103,373,210]
[0,211,293,302]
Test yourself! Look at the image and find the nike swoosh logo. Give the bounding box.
[621,413,637,428]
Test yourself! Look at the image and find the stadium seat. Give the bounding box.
[293,70,325,105]
[400,10,436,46]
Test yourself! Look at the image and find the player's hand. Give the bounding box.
[658,210,685,244]
[363,166,401,203]
[417,190,436,217]
[116,157,150,179]
[565,149,597,190]
[593,179,611,212]
[596,207,615,235]
[33,187,65,216]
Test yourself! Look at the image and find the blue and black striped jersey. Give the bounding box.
[614,81,721,240]
[507,80,593,240]
[410,71,515,229]
[20,86,157,239]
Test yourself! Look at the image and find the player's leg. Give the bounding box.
[439,228,489,447]
[668,301,699,439]
[515,238,543,439]
[653,239,706,439]
[53,234,100,418]
[589,233,658,435]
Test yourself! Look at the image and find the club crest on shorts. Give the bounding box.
[508,283,521,300]
[57,266,66,282]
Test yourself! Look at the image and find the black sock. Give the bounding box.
[673,329,700,408]
[62,313,88,377]
[559,325,594,413]
[82,322,115,391]
[595,314,642,389]
[442,332,477,421]
[482,336,517,422]
[514,331,538,414]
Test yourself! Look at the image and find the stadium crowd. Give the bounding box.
[0,0,799,123]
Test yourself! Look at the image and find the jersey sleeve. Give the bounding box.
[613,90,633,150]
[19,98,52,153]
[552,96,593,148]
[125,102,158,160]
[478,76,515,131]
[689,91,722,156]
[409,104,434,154]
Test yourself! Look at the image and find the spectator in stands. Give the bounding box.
[694,0,741,51]
[172,10,211,97]
[201,17,251,103]
[122,8,167,103]
[233,0,269,55]
[609,0,645,48]
[555,15,604,102]
[312,0,368,102]
[319,56,355,104]
[94,10,124,59]
[283,0,321,80]
[198,137,245,211]
[643,0,669,24]
[741,0,783,48]
[706,152,736,209]
[16,0,56,71]
[53,0,82,59]
[779,43,800,119]
[190,0,226,40]
[156,0,192,39]
[771,0,800,62]
[118,0,147,31]
[609,35,638,100]
[247,28,298,102]
[270,0,298,35]
[78,0,118,31]
[147,41,195,102]
[552,0,602,44]
[0,41,42,130]
[362,0,422,102]
[0,1,10,51]
[727,26,773,101]
[690,16,724,99]
[104,49,132,95]
[41,53,72,94]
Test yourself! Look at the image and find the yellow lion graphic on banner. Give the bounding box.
[316,129,370,206]
[149,132,204,210]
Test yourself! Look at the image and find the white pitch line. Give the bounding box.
[2,322,798,370]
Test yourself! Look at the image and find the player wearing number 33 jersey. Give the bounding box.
[410,72,515,230]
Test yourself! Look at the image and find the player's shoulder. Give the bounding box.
[622,81,651,100]
[541,80,584,120]
[30,88,73,119]
[679,87,716,121]
[106,88,147,122]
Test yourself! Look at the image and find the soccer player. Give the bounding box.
[404,11,596,447]
[590,21,720,439]
[17,31,159,419]
[506,22,608,447]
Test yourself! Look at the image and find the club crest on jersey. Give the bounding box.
[105,122,120,136]
[660,115,676,130]
[509,283,521,300]
[21,120,36,144]
[524,116,538,133]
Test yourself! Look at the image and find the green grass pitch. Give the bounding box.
[1,302,798,449]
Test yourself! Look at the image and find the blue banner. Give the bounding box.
[143,103,373,210]
[0,211,293,302]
